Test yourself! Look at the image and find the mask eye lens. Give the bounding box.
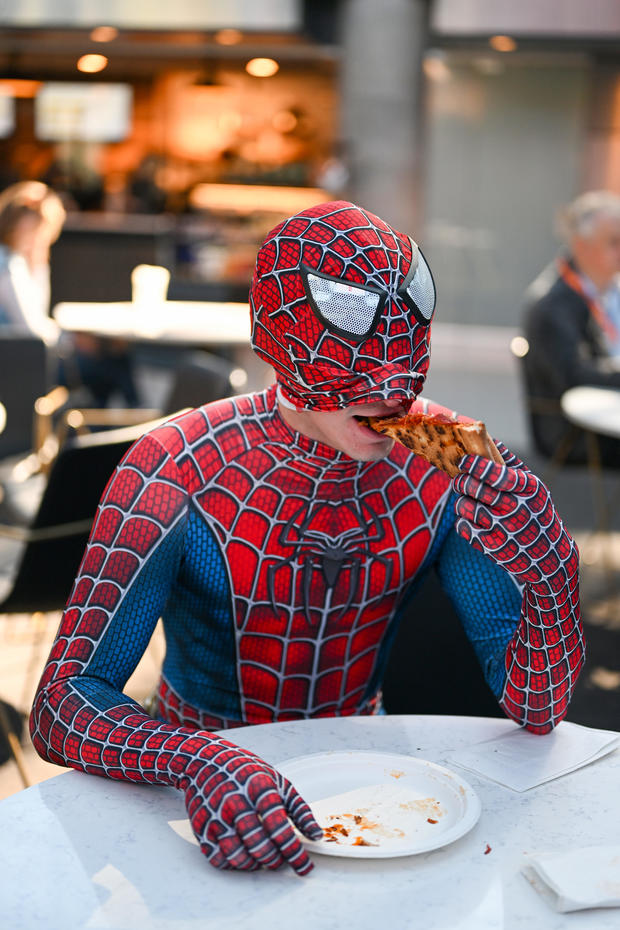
[405,251,435,322]
[305,272,382,338]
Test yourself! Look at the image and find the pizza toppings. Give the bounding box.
[362,409,503,477]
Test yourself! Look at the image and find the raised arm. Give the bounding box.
[30,426,320,873]
[449,441,584,732]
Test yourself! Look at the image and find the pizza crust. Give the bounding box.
[364,412,504,477]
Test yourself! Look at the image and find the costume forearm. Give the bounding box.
[29,675,195,785]
[500,554,583,732]
[30,673,320,873]
[483,478,584,732]
[454,442,585,732]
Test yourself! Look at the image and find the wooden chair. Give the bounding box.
[511,339,584,483]
[39,350,247,452]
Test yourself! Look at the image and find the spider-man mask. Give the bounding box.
[250,200,436,411]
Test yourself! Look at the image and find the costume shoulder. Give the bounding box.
[133,391,272,483]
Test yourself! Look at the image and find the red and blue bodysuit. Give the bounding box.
[31,201,585,875]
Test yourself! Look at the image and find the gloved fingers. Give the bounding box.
[233,809,287,870]
[254,787,315,876]
[455,489,539,536]
[455,498,534,544]
[455,516,543,580]
[203,817,260,870]
[457,455,533,493]
[455,513,509,550]
[453,473,520,514]
[493,440,528,470]
[216,831,262,870]
[277,774,323,841]
[196,829,235,871]
[454,495,496,529]
[454,517,478,547]
[202,841,259,872]
[205,851,232,870]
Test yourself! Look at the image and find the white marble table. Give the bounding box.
[53,300,251,347]
[1,715,618,930]
[561,385,620,439]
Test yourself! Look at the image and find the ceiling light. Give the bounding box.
[272,110,298,132]
[245,58,279,78]
[489,35,517,52]
[190,183,327,215]
[90,26,119,42]
[77,54,108,74]
[214,28,243,46]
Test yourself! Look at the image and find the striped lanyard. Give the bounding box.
[557,257,620,346]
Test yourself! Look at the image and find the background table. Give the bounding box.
[561,385,620,439]
[1,715,618,930]
[52,298,271,394]
[53,300,252,346]
[560,385,620,555]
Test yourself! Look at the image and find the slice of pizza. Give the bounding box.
[362,410,504,477]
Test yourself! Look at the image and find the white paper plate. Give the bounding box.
[279,749,481,858]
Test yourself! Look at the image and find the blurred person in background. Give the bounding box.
[0,180,65,344]
[31,201,583,877]
[522,189,620,464]
[0,180,139,408]
[128,154,167,214]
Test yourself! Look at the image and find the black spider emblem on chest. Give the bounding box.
[267,500,393,623]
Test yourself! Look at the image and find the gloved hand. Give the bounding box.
[167,732,323,873]
[452,441,579,593]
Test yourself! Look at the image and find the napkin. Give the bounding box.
[523,846,620,912]
[444,721,619,791]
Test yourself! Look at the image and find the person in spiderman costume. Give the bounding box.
[31,200,584,877]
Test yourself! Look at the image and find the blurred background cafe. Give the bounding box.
[1,0,620,791]
[0,0,618,332]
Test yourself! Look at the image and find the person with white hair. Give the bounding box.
[522,189,620,464]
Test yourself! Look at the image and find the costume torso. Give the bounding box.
[67,386,452,729]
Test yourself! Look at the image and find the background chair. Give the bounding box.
[161,350,247,416]
[0,332,50,461]
[511,339,584,480]
[48,349,247,443]
[383,570,505,719]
